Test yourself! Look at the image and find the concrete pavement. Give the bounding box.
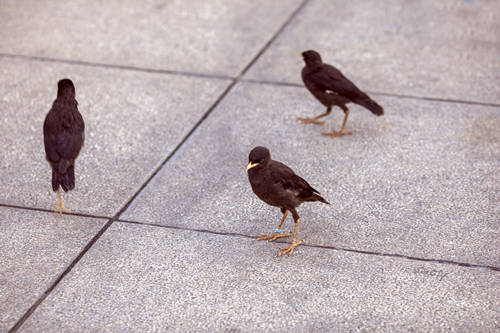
[1,0,499,331]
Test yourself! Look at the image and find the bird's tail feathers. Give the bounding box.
[51,166,75,192]
[356,96,384,116]
[308,193,330,205]
[56,159,70,174]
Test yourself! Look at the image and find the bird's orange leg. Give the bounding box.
[278,218,303,256]
[55,189,69,216]
[256,210,291,242]
[298,107,331,125]
[322,109,354,138]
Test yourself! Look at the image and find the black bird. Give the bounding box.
[298,50,384,138]
[43,79,85,215]
[246,146,329,256]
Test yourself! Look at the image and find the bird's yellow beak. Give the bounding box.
[299,52,303,57]
[246,162,260,171]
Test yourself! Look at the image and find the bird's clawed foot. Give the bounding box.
[322,130,354,138]
[277,240,304,256]
[55,193,69,216]
[297,117,325,125]
[55,201,69,216]
[256,231,291,242]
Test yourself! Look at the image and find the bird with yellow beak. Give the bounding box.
[246,146,329,256]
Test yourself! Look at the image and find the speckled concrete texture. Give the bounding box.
[245,0,500,104]
[1,0,499,331]
[0,0,302,76]
[19,222,500,332]
[123,82,500,266]
[0,207,106,332]
[0,57,230,216]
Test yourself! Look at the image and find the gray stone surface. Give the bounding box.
[123,82,500,266]
[0,0,302,76]
[1,0,499,331]
[0,207,106,332]
[245,0,500,104]
[0,57,230,216]
[20,222,500,332]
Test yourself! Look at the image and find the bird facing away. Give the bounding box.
[298,50,384,138]
[246,146,329,256]
[43,79,85,215]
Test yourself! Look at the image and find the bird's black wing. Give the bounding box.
[43,114,60,165]
[43,104,85,173]
[270,161,320,198]
[308,64,368,101]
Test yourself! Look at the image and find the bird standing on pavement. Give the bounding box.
[43,79,85,215]
[298,49,384,137]
[246,146,329,256]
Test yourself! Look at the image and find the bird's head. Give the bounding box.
[57,78,76,98]
[247,146,271,171]
[301,50,323,68]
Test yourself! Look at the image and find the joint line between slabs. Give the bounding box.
[3,51,498,108]
[108,80,239,221]
[117,218,500,272]
[0,53,233,81]
[7,219,114,333]
[107,0,312,222]
[0,203,111,220]
[237,0,311,78]
[241,79,500,108]
[118,218,256,240]
[7,1,309,331]
[6,79,237,333]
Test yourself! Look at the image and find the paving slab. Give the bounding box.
[0,57,230,216]
[245,0,500,104]
[0,207,106,332]
[0,0,302,77]
[19,222,500,332]
[123,82,500,267]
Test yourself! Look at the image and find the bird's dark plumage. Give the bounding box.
[247,147,329,209]
[43,79,84,213]
[247,146,329,256]
[301,50,383,115]
[299,50,383,137]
